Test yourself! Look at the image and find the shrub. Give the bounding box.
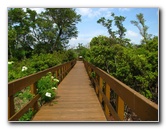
[37,72,59,104]
[19,108,36,121]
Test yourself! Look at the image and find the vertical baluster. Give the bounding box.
[89,66,92,77]
[30,82,39,112]
[104,83,110,120]
[67,63,69,72]
[60,68,62,82]
[116,96,124,120]
[61,66,64,80]
[95,74,99,95]
[63,66,65,78]
[55,70,58,79]
[99,77,103,103]
[8,95,15,119]
[64,65,66,76]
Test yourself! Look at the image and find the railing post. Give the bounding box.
[59,69,61,81]
[99,77,103,103]
[116,96,124,120]
[59,68,62,82]
[95,74,99,95]
[61,66,64,80]
[55,70,58,81]
[64,65,66,76]
[8,95,15,119]
[104,83,110,120]
[30,82,39,111]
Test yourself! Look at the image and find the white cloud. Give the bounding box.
[76,8,94,18]
[76,8,113,19]
[77,8,91,16]
[69,37,91,48]
[69,29,109,47]
[126,30,141,44]
[126,30,138,37]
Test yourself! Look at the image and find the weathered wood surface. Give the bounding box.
[32,61,106,121]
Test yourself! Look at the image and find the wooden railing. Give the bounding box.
[83,60,158,121]
[8,60,76,121]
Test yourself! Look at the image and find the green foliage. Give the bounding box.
[37,72,58,104]
[86,35,158,103]
[97,13,127,40]
[75,43,89,58]
[8,8,81,60]
[62,50,77,62]
[16,89,33,101]
[90,35,111,47]
[131,13,152,44]
[90,72,96,78]
[19,108,36,121]
[8,51,75,82]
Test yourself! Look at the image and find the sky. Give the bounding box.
[30,8,158,48]
[69,8,159,48]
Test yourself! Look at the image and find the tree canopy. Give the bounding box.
[85,13,158,103]
[8,8,81,60]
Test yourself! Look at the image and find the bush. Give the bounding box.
[37,72,59,104]
[19,108,36,121]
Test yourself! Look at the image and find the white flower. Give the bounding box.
[52,87,57,90]
[45,92,51,97]
[22,66,28,71]
[8,61,14,65]
[53,78,59,83]
[51,76,54,79]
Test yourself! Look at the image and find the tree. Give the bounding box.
[75,43,88,58]
[131,13,152,44]
[97,17,115,39]
[111,13,126,40]
[89,35,111,47]
[86,35,158,103]
[32,11,58,54]
[44,8,81,52]
[97,13,127,42]
[8,8,36,59]
[8,8,81,59]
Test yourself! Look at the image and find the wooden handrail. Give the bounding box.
[83,60,158,121]
[8,59,76,121]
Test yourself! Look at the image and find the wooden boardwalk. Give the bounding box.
[32,61,106,121]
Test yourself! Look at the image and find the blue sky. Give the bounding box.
[30,8,159,48]
[69,8,159,48]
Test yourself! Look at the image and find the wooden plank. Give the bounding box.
[104,83,110,120]
[30,83,39,112]
[32,61,106,121]
[8,95,15,119]
[99,77,103,103]
[116,96,124,120]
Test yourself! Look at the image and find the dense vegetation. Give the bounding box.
[8,8,80,81]
[8,8,81,60]
[8,8,158,121]
[82,13,158,104]
[8,8,80,121]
